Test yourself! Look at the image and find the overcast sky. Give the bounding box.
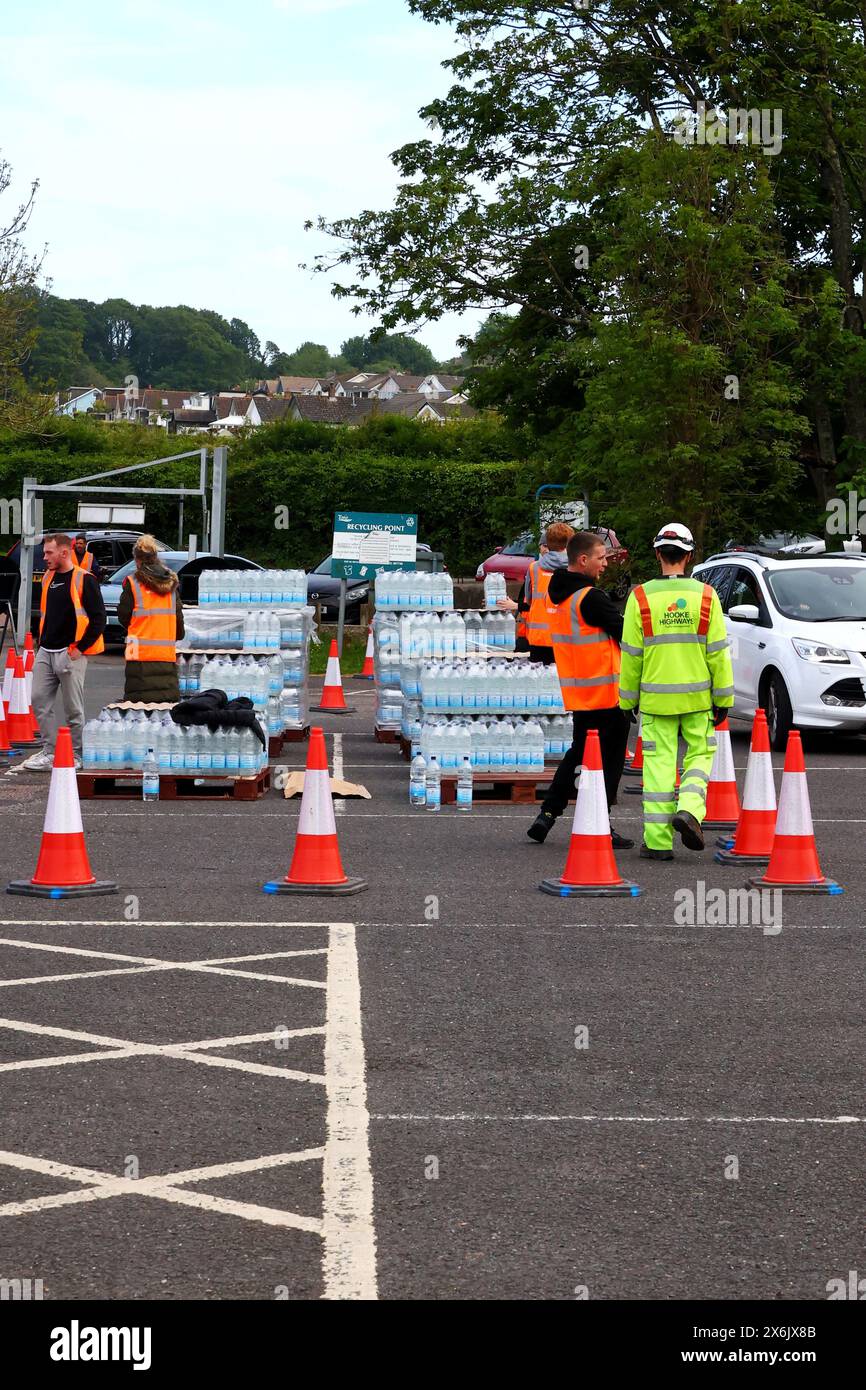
[2,0,478,362]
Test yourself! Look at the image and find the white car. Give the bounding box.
[692,552,866,749]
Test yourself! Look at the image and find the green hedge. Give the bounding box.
[0,415,550,576]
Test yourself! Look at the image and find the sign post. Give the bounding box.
[331,511,419,656]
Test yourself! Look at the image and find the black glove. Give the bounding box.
[712,706,726,726]
[628,708,639,724]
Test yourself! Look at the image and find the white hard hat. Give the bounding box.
[653,521,695,553]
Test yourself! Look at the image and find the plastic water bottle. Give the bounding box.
[182,726,199,771]
[225,728,241,772]
[239,728,258,773]
[142,748,159,801]
[410,753,426,807]
[456,754,473,810]
[425,753,441,810]
[130,718,150,771]
[198,727,214,773]
[211,727,228,772]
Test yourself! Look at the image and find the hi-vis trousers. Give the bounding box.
[640,711,716,851]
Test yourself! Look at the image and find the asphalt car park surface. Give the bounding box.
[0,653,863,1300]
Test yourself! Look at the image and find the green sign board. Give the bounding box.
[331,510,418,579]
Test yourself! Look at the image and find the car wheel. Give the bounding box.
[764,671,793,751]
[611,573,631,601]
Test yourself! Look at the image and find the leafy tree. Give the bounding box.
[228,316,262,366]
[312,0,866,529]
[339,331,437,375]
[130,305,248,388]
[0,153,47,426]
[279,341,334,376]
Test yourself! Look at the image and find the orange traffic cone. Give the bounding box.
[263,726,366,895]
[6,656,39,747]
[311,639,355,714]
[702,717,740,828]
[0,698,13,760]
[6,727,118,898]
[540,730,641,898]
[23,641,39,735]
[354,624,375,680]
[748,731,841,894]
[715,709,776,864]
[622,716,643,776]
[2,648,15,714]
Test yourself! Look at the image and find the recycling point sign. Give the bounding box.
[331,511,418,580]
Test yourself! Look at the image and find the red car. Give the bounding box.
[476,527,631,599]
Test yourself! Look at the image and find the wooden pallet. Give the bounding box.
[439,771,560,805]
[268,727,310,755]
[374,726,401,744]
[77,768,271,802]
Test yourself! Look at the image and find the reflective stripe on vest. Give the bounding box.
[550,585,620,711]
[125,577,177,662]
[526,561,553,645]
[39,569,105,656]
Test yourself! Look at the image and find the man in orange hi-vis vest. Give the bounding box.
[72,534,102,581]
[18,532,106,771]
[527,530,632,847]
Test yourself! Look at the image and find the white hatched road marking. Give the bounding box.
[0,937,326,991]
[0,923,378,1296]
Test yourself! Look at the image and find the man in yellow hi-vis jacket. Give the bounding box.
[618,523,734,860]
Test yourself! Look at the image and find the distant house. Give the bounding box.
[245,396,295,426]
[257,375,321,397]
[55,386,103,416]
[168,407,217,435]
[288,395,373,427]
[371,391,476,422]
[210,394,252,433]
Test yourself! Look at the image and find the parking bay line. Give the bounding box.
[371,1112,866,1125]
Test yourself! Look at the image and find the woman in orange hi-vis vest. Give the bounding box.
[118,536,185,703]
[499,523,574,660]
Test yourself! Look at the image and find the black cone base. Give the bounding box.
[7,880,118,898]
[263,876,367,896]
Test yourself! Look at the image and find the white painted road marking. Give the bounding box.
[372,1112,866,1124]
[322,922,377,1300]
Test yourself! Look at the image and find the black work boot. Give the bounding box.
[672,810,705,851]
[527,809,557,843]
[610,826,635,850]
[639,844,674,861]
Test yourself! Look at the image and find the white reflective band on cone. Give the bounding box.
[711,728,735,782]
[297,767,337,838]
[9,676,29,714]
[572,764,609,835]
[43,767,85,836]
[741,751,776,811]
[324,657,343,687]
[774,772,814,837]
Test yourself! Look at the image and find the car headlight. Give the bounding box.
[351,586,369,601]
[791,638,850,664]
